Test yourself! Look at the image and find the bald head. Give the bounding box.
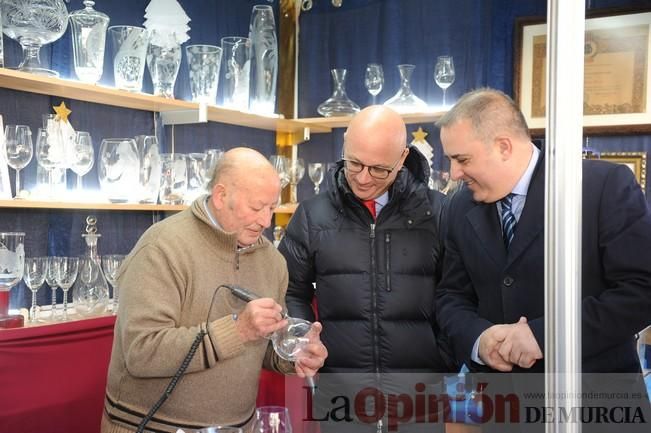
[345,106,407,155]
[209,147,278,191]
[342,106,409,200]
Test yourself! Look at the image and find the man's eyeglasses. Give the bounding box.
[341,151,405,180]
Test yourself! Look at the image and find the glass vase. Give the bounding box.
[248,5,278,114]
[146,31,182,99]
[73,219,110,317]
[1,0,69,76]
[384,64,427,113]
[317,69,360,117]
[69,0,109,84]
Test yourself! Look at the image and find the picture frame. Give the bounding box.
[514,9,651,136]
[599,151,647,187]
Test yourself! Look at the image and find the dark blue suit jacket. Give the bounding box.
[436,153,651,373]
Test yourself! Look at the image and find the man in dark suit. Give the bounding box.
[435,88,651,431]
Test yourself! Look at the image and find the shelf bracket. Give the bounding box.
[160,103,208,125]
[277,127,311,147]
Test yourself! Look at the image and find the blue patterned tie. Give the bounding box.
[501,193,517,248]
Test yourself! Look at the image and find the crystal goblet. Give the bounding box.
[434,55,455,107]
[308,162,324,195]
[364,63,384,105]
[70,131,95,191]
[24,257,48,323]
[1,0,69,76]
[4,125,33,198]
[287,158,305,204]
[45,256,61,321]
[102,254,125,313]
[252,406,292,433]
[57,256,79,321]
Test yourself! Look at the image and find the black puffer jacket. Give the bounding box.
[279,147,455,374]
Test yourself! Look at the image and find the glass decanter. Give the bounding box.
[1,0,69,76]
[317,69,360,117]
[69,0,110,84]
[72,216,110,317]
[384,64,427,113]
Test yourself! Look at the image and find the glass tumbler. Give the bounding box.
[159,153,187,205]
[186,45,222,105]
[109,26,149,92]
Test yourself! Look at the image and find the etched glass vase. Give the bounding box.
[248,5,277,114]
[317,69,360,117]
[384,64,427,113]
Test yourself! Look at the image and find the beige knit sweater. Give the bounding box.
[102,196,294,433]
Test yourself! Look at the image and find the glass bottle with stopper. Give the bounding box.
[72,216,110,316]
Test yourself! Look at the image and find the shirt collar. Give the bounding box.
[512,143,540,196]
[375,191,389,207]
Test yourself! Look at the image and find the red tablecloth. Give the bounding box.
[0,316,307,433]
[0,316,116,433]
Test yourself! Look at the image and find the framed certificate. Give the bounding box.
[599,151,647,188]
[514,9,651,136]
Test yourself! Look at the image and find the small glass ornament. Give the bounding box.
[72,216,110,317]
[69,0,110,84]
[384,64,427,113]
[317,69,360,117]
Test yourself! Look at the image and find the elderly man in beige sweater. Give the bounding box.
[101,148,327,433]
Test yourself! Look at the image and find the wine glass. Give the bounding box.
[269,155,290,205]
[45,256,61,321]
[35,127,65,197]
[252,406,293,433]
[57,257,79,321]
[287,158,305,204]
[364,63,384,105]
[434,55,455,107]
[70,131,95,191]
[308,162,325,195]
[24,257,48,323]
[102,254,125,313]
[4,125,33,198]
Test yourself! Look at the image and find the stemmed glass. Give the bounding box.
[269,155,290,205]
[434,55,455,107]
[45,256,61,321]
[287,158,305,204]
[35,127,65,197]
[308,163,325,195]
[24,257,48,323]
[364,63,384,105]
[57,257,79,321]
[102,254,125,313]
[70,131,95,191]
[252,406,293,433]
[4,125,33,198]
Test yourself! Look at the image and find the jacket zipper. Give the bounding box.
[385,232,391,291]
[369,223,381,395]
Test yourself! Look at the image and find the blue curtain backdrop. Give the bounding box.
[2,0,650,309]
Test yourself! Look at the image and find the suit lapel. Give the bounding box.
[467,203,507,265]
[506,151,545,267]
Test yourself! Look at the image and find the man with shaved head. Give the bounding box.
[102,148,327,433]
[279,106,453,433]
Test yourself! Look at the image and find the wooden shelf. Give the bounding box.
[0,68,321,133]
[0,199,298,214]
[0,199,186,212]
[295,111,447,133]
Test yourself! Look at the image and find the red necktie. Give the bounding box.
[362,199,376,220]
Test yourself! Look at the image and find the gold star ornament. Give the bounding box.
[411,127,428,142]
[53,101,72,123]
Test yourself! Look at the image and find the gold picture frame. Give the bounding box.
[514,9,651,136]
[599,151,647,187]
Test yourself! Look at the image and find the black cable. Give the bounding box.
[136,284,232,433]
